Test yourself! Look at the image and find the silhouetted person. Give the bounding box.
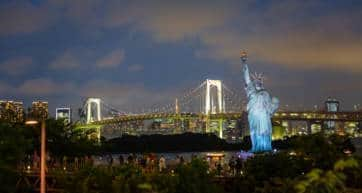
[127,154,134,164]
[107,154,113,166]
[236,158,242,175]
[159,155,166,172]
[180,156,185,165]
[118,155,124,165]
[74,157,79,170]
[216,161,222,176]
[229,156,236,176]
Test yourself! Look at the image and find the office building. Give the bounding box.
[56,107,71,124]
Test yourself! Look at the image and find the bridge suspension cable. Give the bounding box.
[82,79,246,122]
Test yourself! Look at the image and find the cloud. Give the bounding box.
[0,1,56,36]
[0,78,171,111]
[76,79,205,113]
[17,78,75,96]
[194,2,362,72]
[196,29,362,72]
[49,48,126,70]
[49,50,81,70]
[97,0,361,72]
[95,49,125,68]
[78,80,167,108]
[102,0,134,28]
[0,56,33,75]
[128,64,144,72]
[0,82,12,93]
[52,0,236,42]
[53,0,104,26]
[127,0,236,42]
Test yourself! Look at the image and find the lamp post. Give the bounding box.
[26,119,46,193]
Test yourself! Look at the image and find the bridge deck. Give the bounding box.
[83,111,362,125]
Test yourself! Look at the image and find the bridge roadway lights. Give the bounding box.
[88,112,362,125]
[83,111,362,138]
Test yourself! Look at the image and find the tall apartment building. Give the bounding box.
[30,101,49,120]
[0,100,24,123]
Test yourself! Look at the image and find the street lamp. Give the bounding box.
[25,119,46,193]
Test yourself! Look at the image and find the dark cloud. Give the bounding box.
[0,56,33,75]
[0,1,57,36]
[17,78,75,96]
[128,64,144,72]
[193,1,362,72]
[49,50,81,70]
[126,0,237,42]
[95,49,125,68]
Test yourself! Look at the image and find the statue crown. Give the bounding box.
[251,72,265,84]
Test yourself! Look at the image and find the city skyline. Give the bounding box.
[1,0,362,115]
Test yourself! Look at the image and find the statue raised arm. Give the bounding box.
[243,64,251,86]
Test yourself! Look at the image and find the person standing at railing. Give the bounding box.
[159,155,166,172]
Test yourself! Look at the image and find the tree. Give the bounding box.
[290,133,344,169]
[45,119,99,157]
[295,158,359,193]
[175,158,221,193]
[244,152,312,182]
[0,122,31,193]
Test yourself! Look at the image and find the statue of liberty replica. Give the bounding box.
[241,51,279,152]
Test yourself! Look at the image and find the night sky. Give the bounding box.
[0,0,361,115]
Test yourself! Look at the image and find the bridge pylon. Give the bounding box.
[85,97,101,124]
[204,79,224,114]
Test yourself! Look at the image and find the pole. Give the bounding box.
[40,120,46,193]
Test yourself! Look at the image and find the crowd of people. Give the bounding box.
[21,151,95,171]
[103,153,183,173]
[21,151,248,176]
[96,153,247,176]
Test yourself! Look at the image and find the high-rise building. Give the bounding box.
[325,97,340,131]
[30,101,49,120]
[13,101,24,122]
[0,100,24,123]
[56,107,71,124]
[325,97,340,112]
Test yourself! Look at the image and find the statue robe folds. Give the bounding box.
[243,64,278,152]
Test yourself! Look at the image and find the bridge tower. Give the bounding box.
[85,97,101,124]
[203,79,225,138]
[205,79,224,114]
